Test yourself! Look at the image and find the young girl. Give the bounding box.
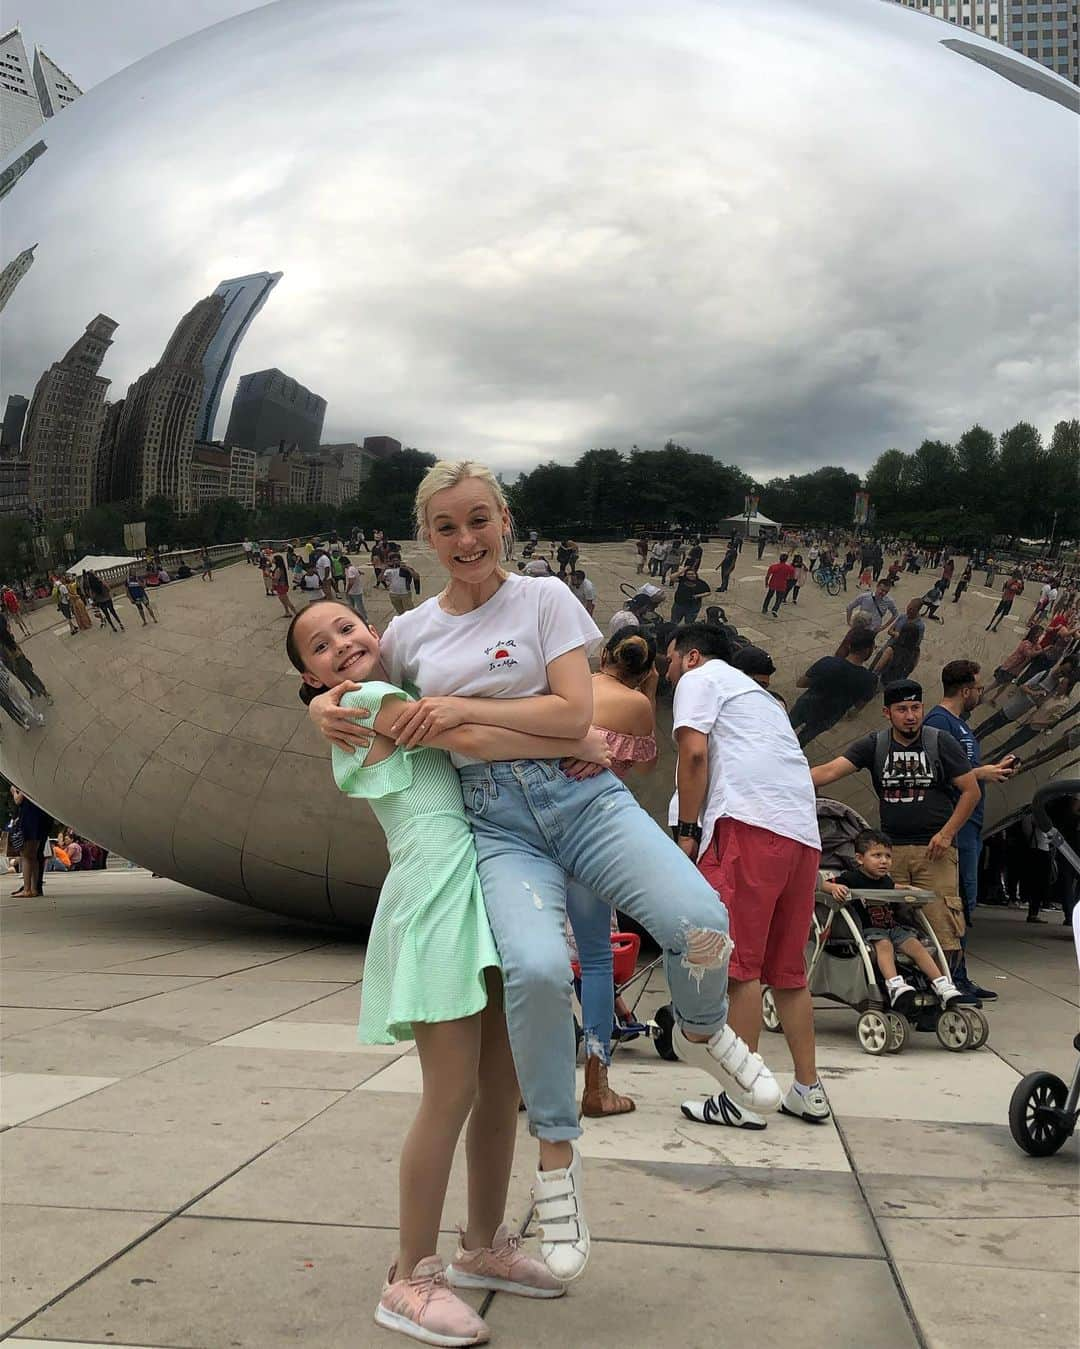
[270,555,297,618]
[287,599,610,1345]
[565,627,658,1118]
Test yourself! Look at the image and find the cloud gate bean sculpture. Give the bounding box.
[1,0,1076,924]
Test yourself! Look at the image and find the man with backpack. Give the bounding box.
[810,679,982,974]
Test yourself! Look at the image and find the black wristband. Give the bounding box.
[676,821,703,842]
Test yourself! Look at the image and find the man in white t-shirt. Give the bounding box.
[567,568,596,616]
[314,549,333,599]
[344,559,368,621]
[666,621,829,1130]
[522,556,554,577]
[383,553,420,614]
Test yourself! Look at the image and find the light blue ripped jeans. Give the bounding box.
[459,759,732,1141]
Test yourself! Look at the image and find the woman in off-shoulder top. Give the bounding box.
[566,626,659,1118]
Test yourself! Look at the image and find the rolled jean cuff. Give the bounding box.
[529,1122,583,1142]
[676,1015,726,1037]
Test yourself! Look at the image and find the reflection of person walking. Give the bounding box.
[85,571,125,631]
[125,572,158,625]
[271,555,298,617]
[201,549,213,581]
[756,534,767,560]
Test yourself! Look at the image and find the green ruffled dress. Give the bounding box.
[332,683,500,1043]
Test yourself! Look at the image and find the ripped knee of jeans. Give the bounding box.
[676,920,734,988]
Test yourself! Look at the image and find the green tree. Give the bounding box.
[143,495,179,548]
[865,449,909,519]
[955,425,998,518]
[365,447,437,538]
[0,516,34,580]
[76,504,125,552]
[996,422,1044,541]
[1045,419,1080,546]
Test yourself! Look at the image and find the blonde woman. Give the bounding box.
[310,460,780,1286]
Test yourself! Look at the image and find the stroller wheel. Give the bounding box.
[856,1009,891,1055]
[1008,1071,1072,1156]
[652,1003,679,1061]
[883,1011,908,1053]
[935,1008,973,1052]
[761,987,783,1034]
[959,1006,989,1050]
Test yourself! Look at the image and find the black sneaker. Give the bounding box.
[957,978,998,1003]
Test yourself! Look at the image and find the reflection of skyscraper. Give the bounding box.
[196,271,282,442]
[114,295,226,512]
[2,394,29,452]
[225,368,326,453]
[0,138,46,202]
[95,398,125,505]
[0,243,36,312]
[25,314,117,518]
[0,28,43,154]
[32,47,82,118]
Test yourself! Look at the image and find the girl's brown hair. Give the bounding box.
[285,599,366,705]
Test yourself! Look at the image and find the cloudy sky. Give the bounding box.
[6,0,1078,482]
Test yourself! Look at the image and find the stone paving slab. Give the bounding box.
[0,1073,118,1127]
[895,1260,1077,1349]
[1,1204,167,1333]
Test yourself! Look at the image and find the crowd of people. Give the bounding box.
[2,786,110,896]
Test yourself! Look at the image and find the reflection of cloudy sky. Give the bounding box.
[2,0,1076,481]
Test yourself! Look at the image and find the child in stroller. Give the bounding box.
[821,828,963,1016]
[780,799,989,1054]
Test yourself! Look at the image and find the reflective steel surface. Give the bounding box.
[1,0,1076,923]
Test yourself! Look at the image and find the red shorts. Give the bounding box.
[697,818,820,988]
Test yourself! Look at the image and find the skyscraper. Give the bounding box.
[195,271,282,442]
[890,0,1079,84]
[1004,0,1079,84]
[225,368,327,453]
[24,314,117,519]
[94,398,125,505]
[0,243,36,313]
[1,394,29,452]
[0,27,43,155]
[114,295,226,512]
[32,47,82,118]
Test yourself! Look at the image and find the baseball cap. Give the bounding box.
[883,679,923,706]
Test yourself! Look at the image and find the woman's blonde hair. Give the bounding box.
[414,459,513,542]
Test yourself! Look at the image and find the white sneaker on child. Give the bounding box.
[780,1082,832,1124]
[887,978,917,1014]
[681,1090,767,1130]
[932,975,963,1007]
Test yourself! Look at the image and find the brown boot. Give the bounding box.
[581,1056,635,1117]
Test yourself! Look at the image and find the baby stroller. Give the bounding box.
[1008,780,1080,1156]
[568,928,675,1058]
[762,799,989,1055]
[0,662,44,732]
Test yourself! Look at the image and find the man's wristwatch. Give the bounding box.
[676,821,703,842]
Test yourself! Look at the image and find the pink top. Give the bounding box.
[597,726,657,779]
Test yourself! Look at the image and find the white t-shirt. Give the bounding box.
[345,564,363,596]
[383,572,602,765]
[570,578,596,607]
[384,566,412,596]
[523,558,553,577]
[668,659,820,858]
[300,573,322,592]
[315,554,332,581]
[607,608,640,637]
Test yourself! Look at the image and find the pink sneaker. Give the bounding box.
[375,1256,489,1346]
[447,1224,566,1299]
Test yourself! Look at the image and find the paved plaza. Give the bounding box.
[1,869,1077,1348]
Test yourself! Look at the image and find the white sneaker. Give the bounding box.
[932,975,963,1007]
[887,979,917,1013]
[681,1091,767,1130]
[531,1143,589,1283]
[672,1023,782,1113]
[779,1082,831,1124]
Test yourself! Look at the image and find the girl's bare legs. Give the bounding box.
[398,1015,482,1276]
[276,592,297,617]
[463,971,521,1250]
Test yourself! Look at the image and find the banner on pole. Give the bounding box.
[854,491,871,525]
[744,494,759,518]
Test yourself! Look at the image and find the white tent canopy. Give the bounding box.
[721,511,781,538]
[67,554,140,575]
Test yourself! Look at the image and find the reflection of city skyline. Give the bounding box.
[9,267,402,524]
